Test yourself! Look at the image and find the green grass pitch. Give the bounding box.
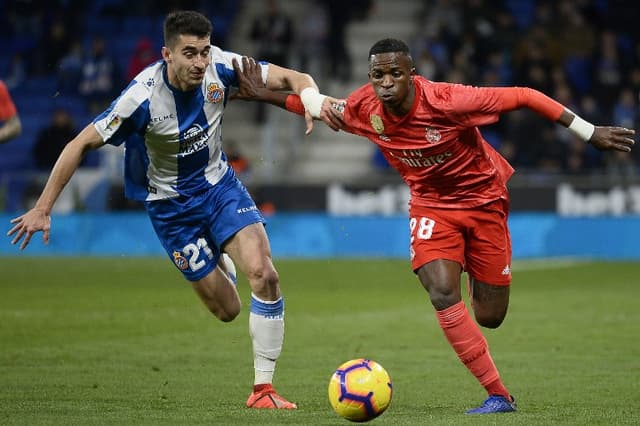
[1,257,639,425]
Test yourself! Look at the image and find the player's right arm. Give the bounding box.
[232,56,345,133]
[7,124,105,249]
[268,63,345,133]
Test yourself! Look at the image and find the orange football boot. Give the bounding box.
[246,384,297,409]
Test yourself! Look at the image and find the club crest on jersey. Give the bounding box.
[173,251,189,270]
[206,82,224,103]
[370,114,384,134]
[425,126,441,143]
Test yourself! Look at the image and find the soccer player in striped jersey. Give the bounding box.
[237,38,635,414]
[7,10,338,410]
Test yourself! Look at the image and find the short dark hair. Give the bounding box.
[164,10,212,47]
[368,38,411,58]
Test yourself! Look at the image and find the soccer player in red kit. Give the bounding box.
[0,79,22,143]
[232,38,635,414]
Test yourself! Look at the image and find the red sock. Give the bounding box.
[436,301,510,398]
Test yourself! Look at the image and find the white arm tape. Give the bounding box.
[568,113,595,142]
[300,87,327,118]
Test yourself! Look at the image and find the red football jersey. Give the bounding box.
[0,80,17,121]
[342,76,515,208]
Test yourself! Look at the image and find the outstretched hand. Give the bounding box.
[315,97,346,134]
[7,208,51,250]
[230,56,264,101]
[590,126,635,152]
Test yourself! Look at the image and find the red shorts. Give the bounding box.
[409,198,512,285]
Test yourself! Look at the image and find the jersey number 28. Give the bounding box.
[409,216,435,242]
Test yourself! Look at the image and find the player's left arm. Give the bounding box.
[496,87,635,152]
[557,108,634,152]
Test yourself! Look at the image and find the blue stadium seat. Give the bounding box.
[504,0,535,30]
[0,139,34,171]
[121,17,156,37]
[85,17,121,37]
[1,174,31,212]
[21,77,58,97]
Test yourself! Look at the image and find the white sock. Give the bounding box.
[249,293,284,386]
[220,253,237,285]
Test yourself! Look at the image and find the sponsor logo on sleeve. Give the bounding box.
[104,112,121,132]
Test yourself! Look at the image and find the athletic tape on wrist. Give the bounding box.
[568,113,595,142]
[300,87,326,118]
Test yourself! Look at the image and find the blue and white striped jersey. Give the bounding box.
[93,46,268,201]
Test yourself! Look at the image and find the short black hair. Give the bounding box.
[163,10,212,47]
[368,38,411,58]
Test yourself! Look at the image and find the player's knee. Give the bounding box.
[426,285,460,311]
[475,311,506,329]
[246,262,280,298]
[247,265,279,286]
[217,309,240,323]
[213,303,241,322]
[429,293,461,311]
[203,294,241,322]
[418,264,462,311]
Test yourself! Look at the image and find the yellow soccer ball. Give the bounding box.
[328,358,393,422]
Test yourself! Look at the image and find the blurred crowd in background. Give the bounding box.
[0,0,639,212]
[405,0,640,182]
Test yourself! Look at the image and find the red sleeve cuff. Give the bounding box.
[285,94,305,116]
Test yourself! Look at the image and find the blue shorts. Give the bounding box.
[145,169,265,281]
